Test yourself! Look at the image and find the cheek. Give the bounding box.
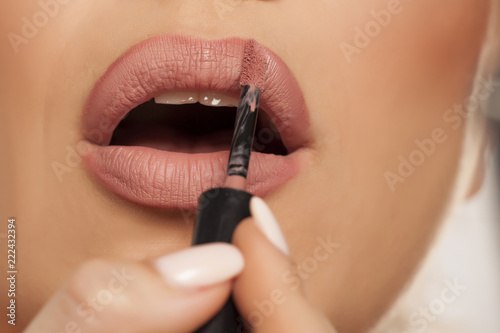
[279,0,490,330]
[331,0,490,200]
[305,0,491,198]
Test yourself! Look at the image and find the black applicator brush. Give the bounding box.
[192,40,268,333]
[225,40,267,190]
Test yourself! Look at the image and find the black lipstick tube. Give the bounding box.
[192,84,261,333]
[192,188,252,333]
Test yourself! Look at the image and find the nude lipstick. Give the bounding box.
[82,36,311,211]
[192,40,268,333]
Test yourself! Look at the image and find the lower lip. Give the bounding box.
[81,142,308,210]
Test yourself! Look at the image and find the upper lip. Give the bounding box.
[80,35,311,209]
[82,35,310,152]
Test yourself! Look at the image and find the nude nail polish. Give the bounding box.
[250,197,290,256]
[153,243,244,289]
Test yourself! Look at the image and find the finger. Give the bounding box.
[232,197,336,333]
[25,243,244,333]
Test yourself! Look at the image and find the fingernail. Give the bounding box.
[250,197,290,255]
[153,243,244,289]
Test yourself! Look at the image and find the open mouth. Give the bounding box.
[110,92,287,156]
[81,36,311,210]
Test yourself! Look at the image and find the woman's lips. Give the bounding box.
[81,35,311,210]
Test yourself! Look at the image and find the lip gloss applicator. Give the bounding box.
[191,40,268,333]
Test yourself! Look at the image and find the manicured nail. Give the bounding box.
[153,243,244,289]
[250,197,290,255]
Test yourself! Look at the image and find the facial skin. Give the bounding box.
[0,0,497,332]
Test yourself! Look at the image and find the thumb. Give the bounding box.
[24,244,242,333]
[232,197,336,333]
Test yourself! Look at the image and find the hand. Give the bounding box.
[24,243,244,332]
[232,197,337,333]
[24,197,336,333]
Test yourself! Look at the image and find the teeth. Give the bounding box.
[154,92,198,105]
[199,92,239,107]
[154,91,239,107]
